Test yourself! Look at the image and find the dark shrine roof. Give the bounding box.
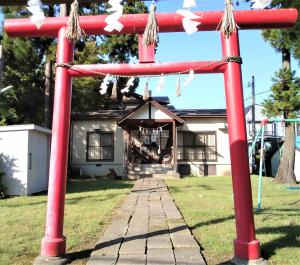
[72,110,131,120]
[72,108,226,120]
[173,109,227,117]
[151,97,170,105]
[72,95,226,120]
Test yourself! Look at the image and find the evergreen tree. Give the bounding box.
[259,0,300,183]
[0,1,147,124]
[262,70,300,183]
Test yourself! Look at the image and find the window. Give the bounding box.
[177,131,217,161]
[87,131,114,161]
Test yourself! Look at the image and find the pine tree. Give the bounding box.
[262,70,300,183]
[260,0,300,183]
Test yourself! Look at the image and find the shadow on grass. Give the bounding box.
[1,180,133,207]
[66,179,133,194]
[190,215,235,230]
[65,191,129,205]
[2,199,48,208]
[257,225,300,259]
[214,224,300,264]
[256,207,300,219]
[168,184,215,193]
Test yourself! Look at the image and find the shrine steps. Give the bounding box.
[126,172,180,180]
[127,164,180,179]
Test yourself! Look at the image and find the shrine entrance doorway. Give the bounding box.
[118,99,184,171]
[129,124,172,165]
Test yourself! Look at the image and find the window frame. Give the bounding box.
[177,131,217,162]
[86,130,115,162]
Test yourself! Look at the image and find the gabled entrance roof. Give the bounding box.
[118,98,184,127]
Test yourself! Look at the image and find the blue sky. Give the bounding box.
[0,0,298,110]
[136,0,299,109]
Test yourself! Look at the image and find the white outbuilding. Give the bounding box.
[0,124,51,195]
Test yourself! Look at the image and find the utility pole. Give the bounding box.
[251,75,255,138]
[44,58,52,128]
[0,44,3,88]
[251,75,256,173]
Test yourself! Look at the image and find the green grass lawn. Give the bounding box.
[166,176,300,265]
[0,179,133,265]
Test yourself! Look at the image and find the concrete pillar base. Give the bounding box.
[231,257,268,265]
[33,255,68,265]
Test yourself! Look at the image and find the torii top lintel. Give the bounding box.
[4,9,298,38]
[0,0,155,5]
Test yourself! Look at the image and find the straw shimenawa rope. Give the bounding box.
[219,0,238,38]
[65,0,84,42]
[143,2,159,46]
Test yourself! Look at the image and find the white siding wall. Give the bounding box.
[151,108,172,120]
[71,119,125,177]
[129,104,149,119]
[0,131,29,195]
[178,117,231,176]
[0,126,51,195]
[128,103,173,120]
[27,131,50,194]
[71,117,232,177]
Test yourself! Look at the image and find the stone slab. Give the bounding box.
[117,254,146,265]
[119,237,146,255]
[231,257,268,265]
[87,255,118,265]
[146,248,175,265]
[86,178,207,265]
[33,255,68,265]
[147,234,173,249]
[93,237,123,256]
[170,234,200,249]
[174,248,206,265]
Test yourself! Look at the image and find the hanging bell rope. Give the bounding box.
[143,1,159,46]
[65,0,84,42]
[219,0,238,38]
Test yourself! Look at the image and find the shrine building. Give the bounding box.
[70,96,231,179]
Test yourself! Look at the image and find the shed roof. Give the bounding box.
[0,124,51,134]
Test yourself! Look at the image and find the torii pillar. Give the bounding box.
[4,8,297,265]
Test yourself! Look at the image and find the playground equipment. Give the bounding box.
[249,118,300,210]
[3,1,298,264]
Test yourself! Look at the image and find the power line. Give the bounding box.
[244,89,271,101]
[189,96,225,108]
[191,89,271,108]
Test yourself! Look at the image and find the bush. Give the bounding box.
[0,171,6,198]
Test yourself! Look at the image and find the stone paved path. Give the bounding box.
[87,178,206,265]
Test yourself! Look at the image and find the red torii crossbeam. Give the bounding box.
[4,8,298,265]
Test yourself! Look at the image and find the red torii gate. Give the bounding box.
[4,7,298,264]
